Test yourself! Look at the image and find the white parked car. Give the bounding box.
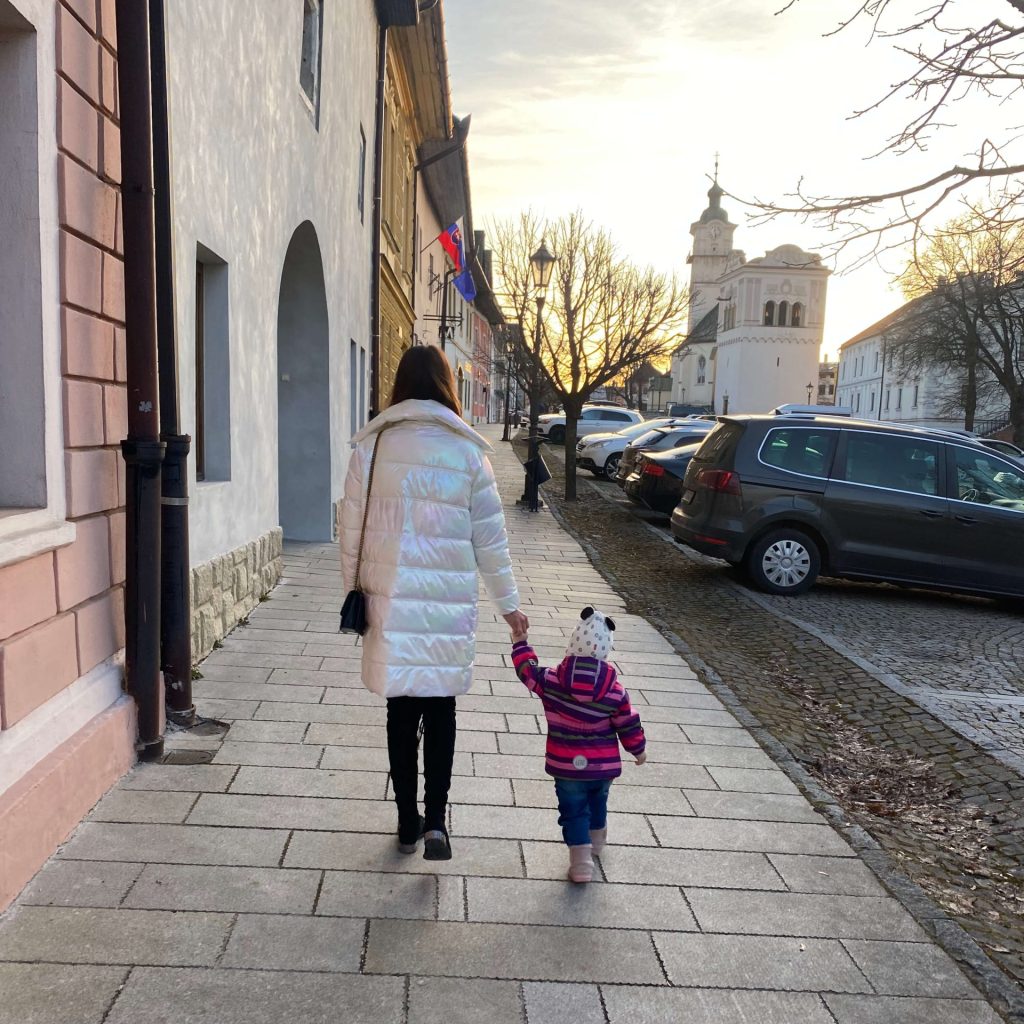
[536,405,643,445]
[576,418,689,480]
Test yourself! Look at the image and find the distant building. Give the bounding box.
[817,361,837,405]
[645,372,674,412]
[836,298,1008,430]
[671,178,831,414]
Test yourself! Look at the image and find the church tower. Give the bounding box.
[687,172,737,333]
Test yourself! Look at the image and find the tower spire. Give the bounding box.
[713,151,720,185]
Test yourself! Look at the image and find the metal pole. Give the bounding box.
[525,295,545,512]
[439,269,449,350]
[501,335,512,442]
[149,0,194,726]
[117,0,166,761]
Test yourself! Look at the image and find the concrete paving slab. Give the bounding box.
[407,977,523,1024]
[123,863,321,914]
[679,723,760,746]
[187,793,394,832]
[316,869,436,919]
[602,986,836,1024]
[684,790,822,823]
[222,720,309,743]
[228,765,387,800]
[648,816,855,856]
[104,967,405,1024]
[646,742,776,769]
[466,877,696,930]
[59,822,287,866]
[706,766,801,794]
[18,861,143,908]
[195,680,325,703]
[517,840,782,893]
[191,697,260,720]
[212,741,322,768]
[687,889,928,940]
[841,939,981,998]
[0,906,230,966]
[364,919,667,984]
[823,994,1001,1023]
[769,854,887,896]
[119,763,236,793]
[437,875,466,920]
[523,982,606,1024]
[653,932,870,992]
[88,790,198,824]
[0,964,128,1024]
[284,830,525,878]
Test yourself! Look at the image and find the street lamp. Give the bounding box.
[523,239,556,512]
[806,381,814,404]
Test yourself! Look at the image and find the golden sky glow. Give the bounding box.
[445,0,1012,360]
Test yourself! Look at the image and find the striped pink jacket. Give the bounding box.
[511,641,646,781]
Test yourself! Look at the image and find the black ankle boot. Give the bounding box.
[397,814,425,855]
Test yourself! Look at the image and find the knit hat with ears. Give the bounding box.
[565,606,616,662]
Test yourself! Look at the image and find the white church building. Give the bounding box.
[671,180,831,414]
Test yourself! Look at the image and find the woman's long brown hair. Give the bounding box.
[389,344,462,417]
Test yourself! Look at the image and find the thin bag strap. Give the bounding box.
[352,428,386,592]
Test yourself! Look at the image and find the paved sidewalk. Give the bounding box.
[0,427,1005,1024]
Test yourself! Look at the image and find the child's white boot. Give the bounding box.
[567,844,594,883]
[589,828,607,855]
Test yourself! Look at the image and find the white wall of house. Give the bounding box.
[167,0,378,560]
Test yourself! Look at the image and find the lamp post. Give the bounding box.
[523,239,556,512]
[806,381,814,404]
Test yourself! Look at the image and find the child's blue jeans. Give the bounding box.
[554,777,612,847]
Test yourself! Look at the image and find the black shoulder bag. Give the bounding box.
[339,429,385,635]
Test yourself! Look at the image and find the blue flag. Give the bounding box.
[454,266,476,303]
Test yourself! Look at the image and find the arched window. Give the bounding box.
[697,356,707,385]
[763,301,775,326]
[777,300,789,326]
[791,302,802,327]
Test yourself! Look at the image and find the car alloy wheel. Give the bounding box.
[747,528,820,596]
[603,454,621,480]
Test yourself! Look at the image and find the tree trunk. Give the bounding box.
[964,333,977,432]
[564,415,579,501]
[1010,386,1024,446]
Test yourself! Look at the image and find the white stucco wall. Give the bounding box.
[714,333,822,414]
[167,0,378,562]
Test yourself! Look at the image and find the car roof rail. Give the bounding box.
[771,404,853,418]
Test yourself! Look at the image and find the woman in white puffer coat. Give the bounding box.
[340,345,529,861]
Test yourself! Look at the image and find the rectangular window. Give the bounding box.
[359,346,367,425]
[897,387,903,409]
[885,389,890,410]
[357,125,366,222]
[855,392,861,412]
[841,362,846,381]
[870,392,875,411]
[349,340,357,437]
[300,0,323,119]
[195,246,231,482]
[842,434,939,496]
[874,351,879,372]
[913,384,919,407]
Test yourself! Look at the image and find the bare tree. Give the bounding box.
[887,212,1024,439]
[493,211,689,500]
[748,1,1024,260]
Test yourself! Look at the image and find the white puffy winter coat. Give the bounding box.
[339,399,520,698]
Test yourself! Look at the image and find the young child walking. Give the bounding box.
[510,606,647,883]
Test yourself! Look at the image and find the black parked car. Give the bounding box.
[615,424,714,487]
[671,414,1024,598]
[624,444,701,514]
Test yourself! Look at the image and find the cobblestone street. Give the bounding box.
[0,427,1012,1024]
[532,436,1024,1012]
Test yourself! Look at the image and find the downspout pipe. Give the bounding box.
[116,0,166,761]
[369,23,387,418]
[149,0,195,726]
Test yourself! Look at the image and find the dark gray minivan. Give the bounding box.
[671,414,1024,597]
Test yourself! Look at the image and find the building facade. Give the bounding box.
[671,180,830,415]
[818,360,837,405]
[0,0,135,910]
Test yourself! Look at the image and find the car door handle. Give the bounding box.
[919,509,943,519]
[955,514,979,525]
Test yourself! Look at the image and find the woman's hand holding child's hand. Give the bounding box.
[511,630,528,643]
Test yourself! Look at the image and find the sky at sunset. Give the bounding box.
[444,0,1011,359]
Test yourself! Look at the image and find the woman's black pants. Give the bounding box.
[386,696,456,833]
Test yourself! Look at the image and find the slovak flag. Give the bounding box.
[438,219,477,304]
